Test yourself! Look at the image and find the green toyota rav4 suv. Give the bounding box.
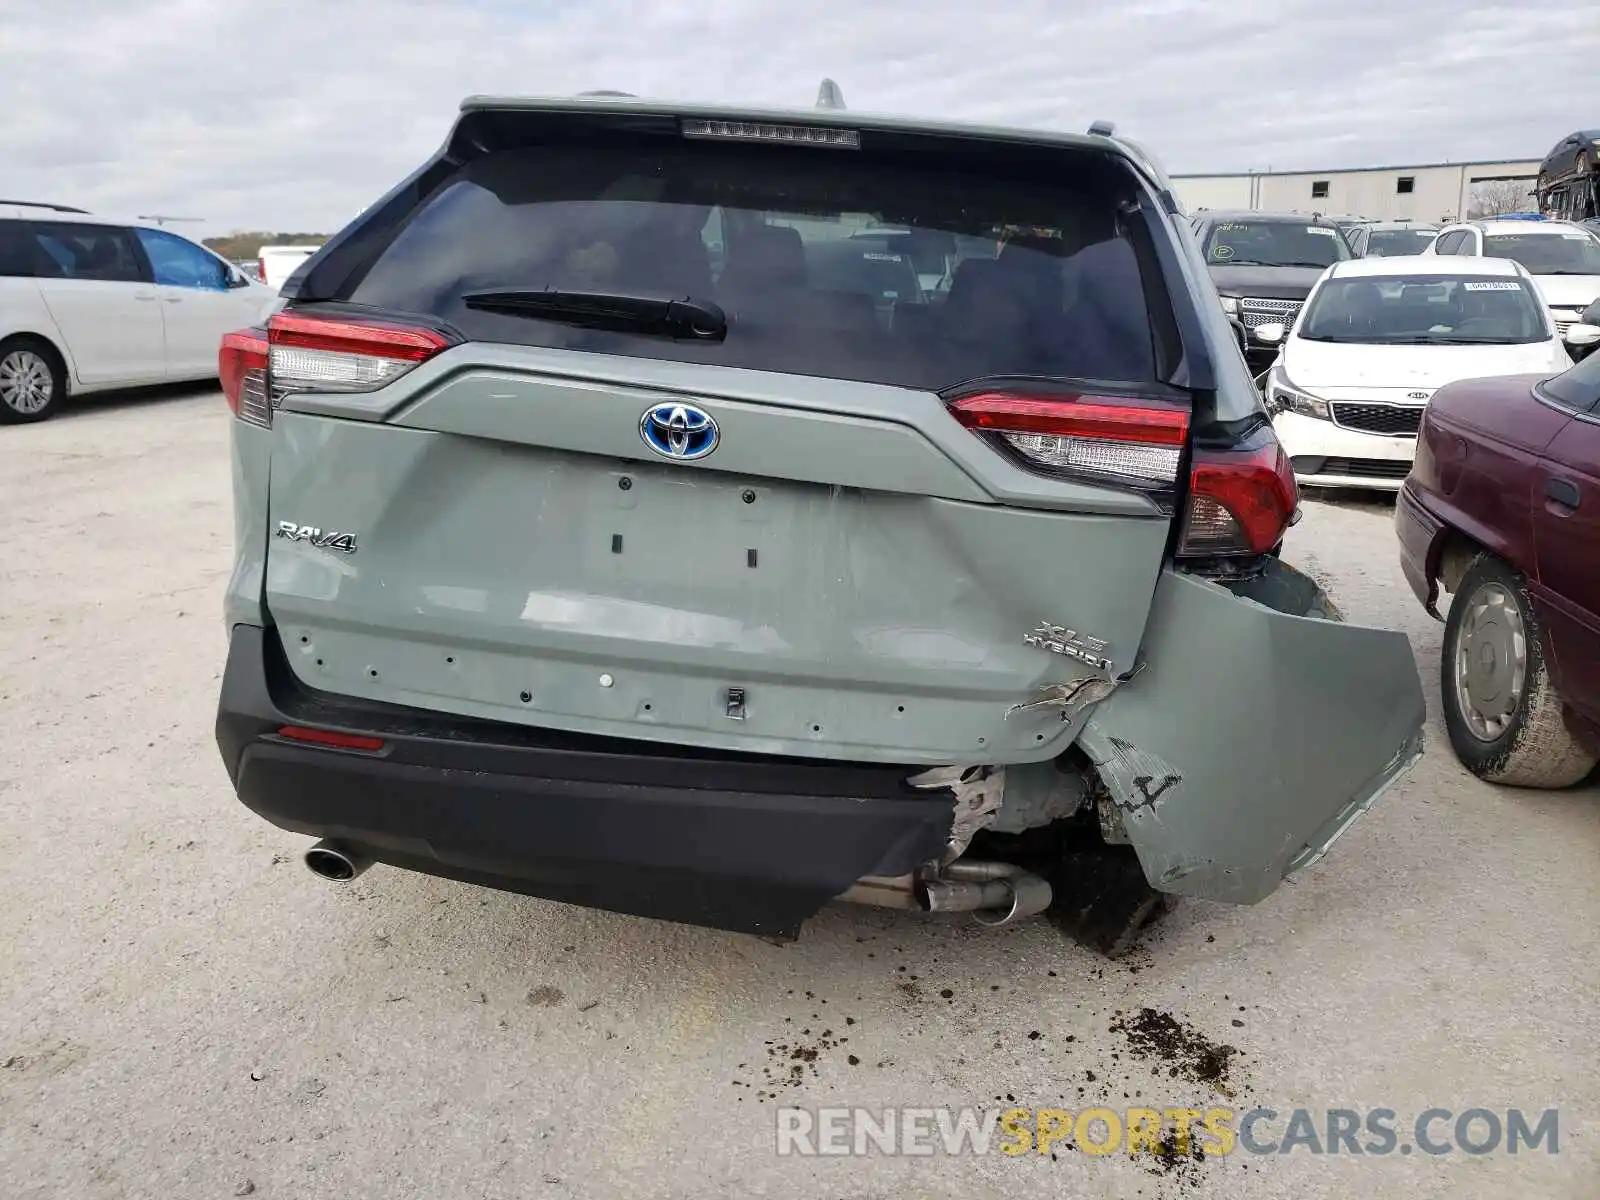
[214,93,1425,954]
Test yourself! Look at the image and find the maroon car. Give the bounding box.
[1396,351,1600,787]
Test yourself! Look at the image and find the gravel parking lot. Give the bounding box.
[3,388,1597,1200]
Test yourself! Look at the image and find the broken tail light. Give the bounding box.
[1178,430,1299,558]
[947,390,1190,509]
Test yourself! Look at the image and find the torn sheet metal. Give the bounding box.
[1005,676,1118,721]
[908,764,1004,863]
[1096,792,1132,845]
[988,759,1090,833]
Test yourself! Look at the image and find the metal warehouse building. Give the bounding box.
[1172,158,1542,223]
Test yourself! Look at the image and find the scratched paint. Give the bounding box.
[1094,736,1185,818]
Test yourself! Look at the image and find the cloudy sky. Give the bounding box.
[4,0,1597,236]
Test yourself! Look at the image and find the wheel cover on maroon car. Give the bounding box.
[1453,582,1528,741]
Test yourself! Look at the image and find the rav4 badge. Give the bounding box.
[275,521,357,554]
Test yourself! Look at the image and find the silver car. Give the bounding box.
[214,94,1425,956]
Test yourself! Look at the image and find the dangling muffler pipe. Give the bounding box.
[303,840,371,883]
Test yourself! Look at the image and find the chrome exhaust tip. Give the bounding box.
[839,861,1052,927]
[303,840,371,883]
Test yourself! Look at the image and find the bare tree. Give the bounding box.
[1468,179,1535,218]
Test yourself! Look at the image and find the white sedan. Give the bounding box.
[1252,254,1599,490]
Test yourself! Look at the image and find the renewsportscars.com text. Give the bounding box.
[775,1105,1560,1158]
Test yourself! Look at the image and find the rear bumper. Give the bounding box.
[1076,561,1427,905]
[215,625,951,937]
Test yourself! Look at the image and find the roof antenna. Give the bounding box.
[816,78,846,110]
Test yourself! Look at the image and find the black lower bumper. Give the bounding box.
[215,625,952,937]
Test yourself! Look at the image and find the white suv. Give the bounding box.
[1423,217,1600,344]
[0,201,280,422]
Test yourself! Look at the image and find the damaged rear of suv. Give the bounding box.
[214,93,1425,955]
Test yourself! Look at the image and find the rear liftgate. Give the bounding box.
[227,312,1423,952]
[240,311,1203,936]
[228,106,1425,946]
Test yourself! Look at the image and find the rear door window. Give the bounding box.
[26,222,145,282]
[340,142,1164,390]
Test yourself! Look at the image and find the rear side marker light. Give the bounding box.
[267,312,456,399]
[274,725,387,752]
[681,118,860,149]
[1178,439,1299,557]
[948,392,1190,499]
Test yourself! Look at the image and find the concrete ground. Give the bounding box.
[2,387,1596,1200]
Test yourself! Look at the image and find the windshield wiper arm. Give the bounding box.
[461,289,728,341]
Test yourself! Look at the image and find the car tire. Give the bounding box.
[0,336,66,424]
[1441,554,1596,788]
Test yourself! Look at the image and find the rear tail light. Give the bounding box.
[1177,432,1299,557]
[268,311,455,397]
[947,391,1189,507]
[219,328,271,428]
[947,388,1298,559]
[221,312,456,428]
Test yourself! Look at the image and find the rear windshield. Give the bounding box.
[1482,230,1600,274]
[340,141,1162,390]
[1202,220,1351,268]
[1300,275,1550,344]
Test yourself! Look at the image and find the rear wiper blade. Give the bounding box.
[461,289,728,341]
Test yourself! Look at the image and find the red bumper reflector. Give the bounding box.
[274,725,386,752]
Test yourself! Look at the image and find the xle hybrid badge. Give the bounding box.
[639,403,720,460]
[275,521,357,554]
[1023,622,1114,672]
